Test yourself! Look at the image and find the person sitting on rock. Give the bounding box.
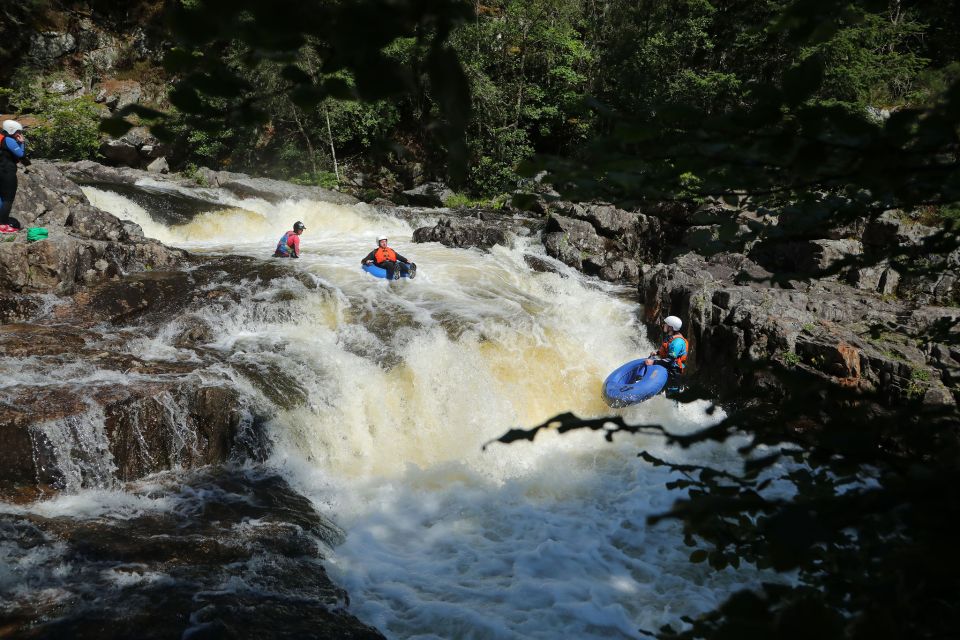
[0,119,30,232]
[643,315,688,397]
[274,221,305,258]
[361,235,416,279]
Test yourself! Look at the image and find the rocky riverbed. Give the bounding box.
[1,158,957,636]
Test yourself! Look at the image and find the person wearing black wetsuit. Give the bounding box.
[0,120,29,230]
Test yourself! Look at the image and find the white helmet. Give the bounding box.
[663,315,682,331]
[2,120,23,135]
[377,235,388,242]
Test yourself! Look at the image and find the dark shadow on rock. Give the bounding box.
[0,468,384,640]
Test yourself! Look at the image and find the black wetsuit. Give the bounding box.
[0,134,27,229]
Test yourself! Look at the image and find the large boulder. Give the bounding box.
[413,215,508,249]
[852,211,959,305]
[97,126,166,168]
[401,181,455,207]
[539,201,671,283]
[862,210,940,250]
[543,213,608,275]
[27,31,77,65]
[751,238,864,276]
[56,159,144,185]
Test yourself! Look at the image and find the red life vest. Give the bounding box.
[657,333,688,370]
[275,231,296,256]
[375,246,397,263]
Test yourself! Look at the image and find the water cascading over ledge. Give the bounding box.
[0,160,365,496]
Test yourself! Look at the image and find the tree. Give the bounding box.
[103,0,473,183]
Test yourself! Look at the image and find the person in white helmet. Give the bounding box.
[0,120,29,231]
[643,315,689,396]
[361,235,416,279]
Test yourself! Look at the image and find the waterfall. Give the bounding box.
[0,184,773,638]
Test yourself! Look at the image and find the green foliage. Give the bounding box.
[127,0,473,183]
[450,0,594,194]
[597,0,735,113]
[906,367,933,399]
[325,98,400,150]
[917,202,960,228]
[442,191,508,209]
[290,171,340,189]
[782,350,802,366]
[180,163,209,187]
[1,79,102,161]
[801,7,928,106]
[442,192,474,208]
[186,127,235,163]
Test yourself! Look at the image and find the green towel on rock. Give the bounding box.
[27,227,48,242]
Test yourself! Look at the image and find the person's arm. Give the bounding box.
[361,249,376,265]
[290,234,300,258]
[4,136,25,159]
[395,252,409,264]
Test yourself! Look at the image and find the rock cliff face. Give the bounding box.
[412,209,542,249]
[641,252,958,408]
[5,4,174,168]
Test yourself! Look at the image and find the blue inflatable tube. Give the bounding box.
[362,264,414,280]
[602,359,668,407]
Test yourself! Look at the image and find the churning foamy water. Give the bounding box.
[14,184,767,638]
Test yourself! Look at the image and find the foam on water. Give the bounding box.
[9,184,774,637]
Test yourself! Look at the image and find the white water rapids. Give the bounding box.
[7,183,771,639]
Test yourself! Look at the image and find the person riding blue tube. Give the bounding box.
[361,235,416,279]
[643,315,688,397]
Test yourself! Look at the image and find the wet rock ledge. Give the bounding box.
[0,161,382,639]
[0,162,308,501]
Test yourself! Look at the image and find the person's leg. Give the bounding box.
[381,260,398,279]
[398,262,411,277]
[0,171,17,227]
[663,368,684,400]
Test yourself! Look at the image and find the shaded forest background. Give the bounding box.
[3,0,959,207]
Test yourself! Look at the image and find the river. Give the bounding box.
[1,182,768,639]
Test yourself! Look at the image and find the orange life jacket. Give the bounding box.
[657,333,688,370]
[375,246,397,263]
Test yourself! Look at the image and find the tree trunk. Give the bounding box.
[324,104,340,184]
[291,105,318,178]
